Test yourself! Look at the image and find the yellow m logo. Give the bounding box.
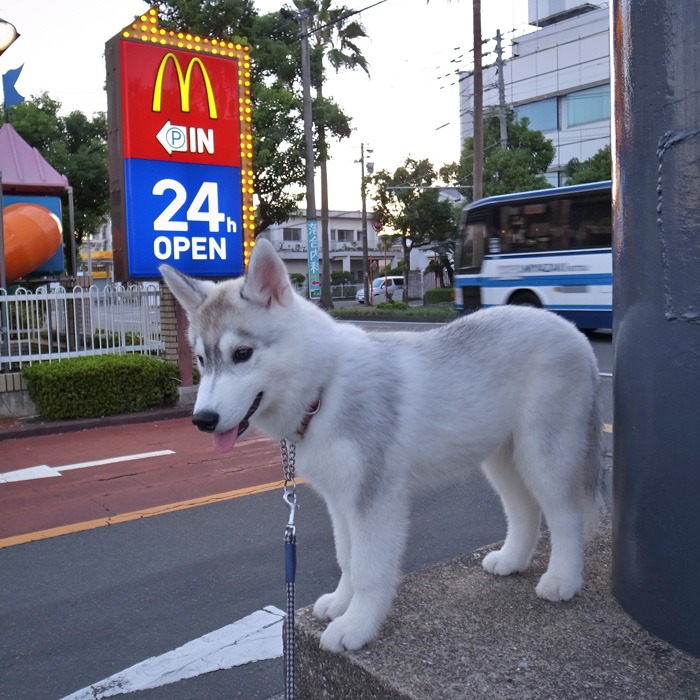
[152,53,218,119]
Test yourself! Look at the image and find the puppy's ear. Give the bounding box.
[160,265,216,316]
[243,238,294,308]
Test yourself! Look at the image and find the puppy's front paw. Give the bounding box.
[482,549,529,576]
[319,615,378,652]
[313,591,351,621]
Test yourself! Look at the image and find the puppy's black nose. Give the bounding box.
[193,410,219,433]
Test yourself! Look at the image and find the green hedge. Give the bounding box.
[23,355,180,419]
[424,287,454,304]
[376,300,409,311]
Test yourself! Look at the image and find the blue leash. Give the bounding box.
[281,439,297,700]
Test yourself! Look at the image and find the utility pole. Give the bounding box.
[612,0,700,659]
[495,28,508,150]
[359,143,373,306]
[472,0,483,201]
[299,9,321,300]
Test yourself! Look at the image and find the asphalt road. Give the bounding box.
[0,330,613,700]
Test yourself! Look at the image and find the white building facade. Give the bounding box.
[260,210,404,281]
[459,0,611,186]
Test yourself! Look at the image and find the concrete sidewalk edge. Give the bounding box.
[294,519,700,699]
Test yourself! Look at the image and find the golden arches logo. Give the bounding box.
[152,52,218,119]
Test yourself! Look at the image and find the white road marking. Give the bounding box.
[0,465,59,482]
[55,451,175,473]
[0,450,175,483]
[60,606,285,699]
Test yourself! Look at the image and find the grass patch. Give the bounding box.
[328,303,457,322]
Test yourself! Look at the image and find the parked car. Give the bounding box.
[355,276,404,304]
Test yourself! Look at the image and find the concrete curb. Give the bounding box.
[294,519,700,699]
[0,385,197,441]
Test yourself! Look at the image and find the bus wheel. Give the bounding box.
[508,291,542,307]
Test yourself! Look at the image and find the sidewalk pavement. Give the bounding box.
[293,518,700,699]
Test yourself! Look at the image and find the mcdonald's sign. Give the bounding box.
[106,7,255,280]
[152,53,218,119]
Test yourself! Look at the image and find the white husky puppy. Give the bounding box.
[161,238,604,653]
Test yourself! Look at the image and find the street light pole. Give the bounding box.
[359,143,373,306]
[299,9,320,301]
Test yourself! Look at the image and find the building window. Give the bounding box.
[515,97,559,132]
[283,227,302,241]
[337,229,355,243]
[567,84,610,127]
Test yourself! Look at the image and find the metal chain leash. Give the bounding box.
[281,438,297,700]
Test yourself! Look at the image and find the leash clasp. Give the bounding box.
[283,485,297,535]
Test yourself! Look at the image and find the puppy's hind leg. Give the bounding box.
[517,431,587,601]
[481,440,541,576]
[533,488,585,601]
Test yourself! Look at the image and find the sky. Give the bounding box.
[0,0,533,211]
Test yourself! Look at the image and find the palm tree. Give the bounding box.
[295,1,370,308]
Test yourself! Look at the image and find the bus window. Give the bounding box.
[571,195,612,248]
[499,205,553,253]
[498,199,577,253]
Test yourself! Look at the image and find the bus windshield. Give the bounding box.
[457,222,486,272]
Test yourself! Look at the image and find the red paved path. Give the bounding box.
[0,418,282,541]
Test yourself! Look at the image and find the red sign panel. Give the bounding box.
[119,42,241,167]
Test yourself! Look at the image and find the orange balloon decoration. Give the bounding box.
[3,203,63,281]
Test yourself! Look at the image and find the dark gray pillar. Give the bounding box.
[612,1,700,658]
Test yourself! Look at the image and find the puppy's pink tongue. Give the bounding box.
[213,426,239,454]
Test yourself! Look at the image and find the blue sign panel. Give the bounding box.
[123,158,243,278]
[306,219,321,299]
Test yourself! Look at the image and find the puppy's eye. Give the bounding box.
[196,355,205,366]
[233,347,253,363]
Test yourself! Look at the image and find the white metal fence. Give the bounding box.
[0,284,163,371]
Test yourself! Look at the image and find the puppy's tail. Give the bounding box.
[582,380,608,539]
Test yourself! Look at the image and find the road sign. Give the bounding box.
[106,8,254,279]
[372,219,383,232]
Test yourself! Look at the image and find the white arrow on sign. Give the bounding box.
[156,120,188,155]
[0,450,175,483]
[60,606,285,699]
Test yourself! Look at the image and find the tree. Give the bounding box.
[294,0,369,308]
[5,94,110,255]
[565,144,612,185]
[152,0,362,240]
[152,1,300,233]
[451,108,555,200]
[424,236,457,287]
[372,158,456,299]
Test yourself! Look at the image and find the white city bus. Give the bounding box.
[454,180,612,330]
